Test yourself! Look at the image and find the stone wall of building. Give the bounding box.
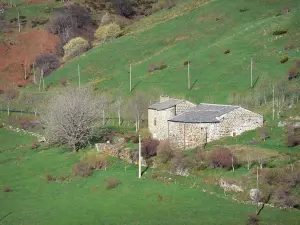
[148,107,175,140]
[175,101,196,115]
[168,121,207,150]
[168,107,263,150]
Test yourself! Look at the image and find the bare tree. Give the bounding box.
[127,93,150,132]
[113,96,124,126]
[257,156,264,169]
[247,155,251,170]
[23,93,43,116]
[0,89,16,115]
[41,87,103,152]
[99,95,109,126]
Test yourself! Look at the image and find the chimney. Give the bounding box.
[160,95,169,103]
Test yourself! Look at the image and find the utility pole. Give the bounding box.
[42,69,45,91]
[138,134,142,178]
[24,60,27,80]
[251,58,253,88]
[130,64,132,92]
[33,63,36,84]
[272,85,275,120]
[188,61,191,90]
[78,64,81,88]
[256,167,259,214]
[18,11,20,33]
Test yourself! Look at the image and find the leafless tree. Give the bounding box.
[127,93,150,132]
[23,93,44,116]
[247,155,251,170]
[113,95,124,126]
[99,95,109,126]
[257,156,264,169]
[41,87,103,152]
[0,89,17,115]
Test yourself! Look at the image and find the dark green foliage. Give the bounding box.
[183,60,191,66]
[280,56,289,64]
[273,30,288,35]
[276,13,282,17]
[224,49,230,54]
[239,8,249,12]
[31,17,49,28]
[105,177,120,190]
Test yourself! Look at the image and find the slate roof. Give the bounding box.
[168,103,239,123]
[148,98,183,111]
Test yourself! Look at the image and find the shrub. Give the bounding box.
[157,140,174,164]
[0,124,3,128]
[31,16,49,28]
[47,5,94,44]
[94,23,122,42]
[152,0,176,13]
[148,61,167,72]
[85,152,108,170]
[274,185,299,208]
[171,152,190,174]
[239,8,249,12]
[247,214,259,225]
[72,162,92,177]
[131,136,139,143]
[63,37,89,60]
[208,147,238,170]
[183,60,191,66]
[3,187,12,192]
[111,0,134,18]
[30,142,41,150]
[35,52,60,76]
[105,177,120,190]
[193,149,208,170]
[60,79,68,87]
[18,118,36,130]
[280,56,289,64]
[224,49,230,54]
[142,138,159,159]
[45,173,56,182]
[257,125,270,141]
[285,125,300,147]
[273,30,288,35]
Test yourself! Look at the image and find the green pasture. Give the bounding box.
[0,128,300,225]
[24,0,300,104]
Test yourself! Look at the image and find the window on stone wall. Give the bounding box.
[154,118,156,126]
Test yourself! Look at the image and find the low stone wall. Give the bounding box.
[4,125,46,142]
[95,143,148,167]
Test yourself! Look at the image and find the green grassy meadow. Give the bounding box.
[26,0,300,104]
[0,128,300,225]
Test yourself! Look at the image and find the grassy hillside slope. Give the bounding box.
[0,128,300,225]
[33,0,300,104]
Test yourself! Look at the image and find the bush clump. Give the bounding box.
[157,140,174,164]
[183,60,191,66]
[208,147,238,170]
[152,0,176,13]
[85,152,108,170]
[94,23,122,42]
[45,173,56,182]
[63,37,89,60]
[239,8,249,12]
[30,141,41,150]
[105,177,120,190]
[285,125,300,147]
[35,52,60,76]
[142,138,159,159]
[280,56,289,64]
[247,214,259,225]
[72,162,92,177]
[148,61,167,72]
[31,16,49,28]
[224,49,230,54]
[3,187,12,192]
[273,30,288,35]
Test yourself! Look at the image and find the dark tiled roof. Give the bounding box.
[168,104,239,123]
[148,98,183,111]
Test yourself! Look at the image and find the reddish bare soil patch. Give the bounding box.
[0,29,59,88]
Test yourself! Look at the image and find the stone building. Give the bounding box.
[148,96,263,150]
